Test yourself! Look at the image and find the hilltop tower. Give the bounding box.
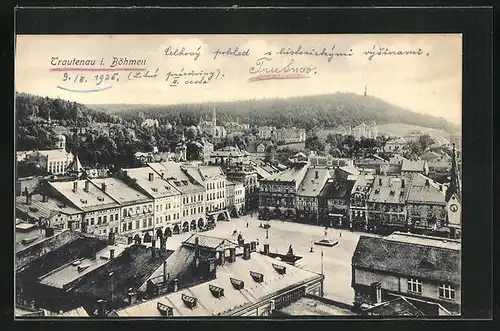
[446,144,461,202]
[364,85,368,97]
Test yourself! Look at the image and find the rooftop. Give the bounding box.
[279,296,356,316]
[352,233,460,284]
[57,307,90,317]
[16,234,108,285]
[297,168,331,197]
[264,163,308,183]
[89,178,151,206]
[367,175,409,204]
[115,252,323,317]
[71,245,173,304]
[320,178,355,200]
[48,180,120,212]
[407,174,446,205]
[147,162,205,194]
[16,194,82,219]
[38,244,128,289]
[36,149,73,159]
[183,234,239,251]
[122,166,180,198]
[401,159,427,172]
[363,297,425,316]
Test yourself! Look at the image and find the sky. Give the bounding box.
[15,34,462,124]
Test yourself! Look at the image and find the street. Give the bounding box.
[164,214,377,306]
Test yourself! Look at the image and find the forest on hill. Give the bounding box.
[88,92,458,133]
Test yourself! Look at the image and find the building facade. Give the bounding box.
[352,232,461,315]
[295,168,331,224]
[224,163,259,212]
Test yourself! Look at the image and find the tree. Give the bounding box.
[264,145,276,163]
[186,141,202,161]
[185,126,198,140]
[305,135,325,153]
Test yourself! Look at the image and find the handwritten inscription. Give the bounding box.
[50,43,431,91]
[164,46,202,61]
[212,47,250,60]
[362,46,428,61]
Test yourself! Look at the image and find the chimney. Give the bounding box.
[25,193,31,205]
[229,247,236,262]
[371,282,382,304]
[23,187,29,196]
[127,292,137,306]
[425,179,430,187]
[160,235,166,251]
[243,243,251,260]
[151,240,156,260]
[148,173,154,181]
[173,279,179,292]
[163,261,168,283]
[378,178,382,186]
[401,179,405,188]
[194,237,200,258]
[439,185,443,191]
[101,183,106,192]
[45,227,54,238]
[96,299,106,316]
[220,250,226,266]
[110,249,115,259]
[263,244,270,255]
[108,232,115,246]
[250,241,256,252]
[315,170,319,179]
[73,181,78,193]
[84,181,90,192]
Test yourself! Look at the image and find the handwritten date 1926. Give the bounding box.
[62,72,120,85]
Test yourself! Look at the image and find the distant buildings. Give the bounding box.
[351,122,378,140]
[225,180,245,216]
[141,119,159,128]
[198,108,226,139]
[275,127,306,144]
[383,138,408,154]
[24,135,74,175]
[209,146,247,166]
[257,126,276,140]
[352,232,460,316]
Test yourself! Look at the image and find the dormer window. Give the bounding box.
[389,190,395,195]
[272,263,286,275]
[209,284,224,298]
[181,294,197,309]
[157,302,173,316]
[80,199,88,204]
[250,271,264,283]
[374,188,380,194]
[152,187,158,192]
[97,196,104,201]
[230,278,244,290]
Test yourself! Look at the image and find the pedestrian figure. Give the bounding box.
[339,232,342,238]
[324,228,328,237]
[246,222,249,228]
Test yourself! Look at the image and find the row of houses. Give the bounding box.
[16,162,246,245]
[257,126,306,144]
[258,147,461,239]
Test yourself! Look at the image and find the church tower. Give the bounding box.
[212,107,217,137]
[446,144,461,201]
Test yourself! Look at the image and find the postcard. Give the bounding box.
[15,33,462,318]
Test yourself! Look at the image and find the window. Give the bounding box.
[90,218,95,225]
[123,223,127,232]
[128,222,132,230]
[148,218,152,226]
[407,278,422,294]
[143,219,147,228]
[98,216,102,224]
[438,284,456,300]
[136,220,140,229]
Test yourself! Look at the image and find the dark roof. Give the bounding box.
[71,245,173,303]
[352,235,460,284]
[17,236,108,284]
[319,178,355,200]
[401,160,426,172]
[364,297,425,316]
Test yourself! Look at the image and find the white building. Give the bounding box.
[25,135,74,175]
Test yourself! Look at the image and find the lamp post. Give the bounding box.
[266,227,269,239]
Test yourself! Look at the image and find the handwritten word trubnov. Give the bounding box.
[249,57,317,75]
[212,47,250,60]
[164,46,202,61]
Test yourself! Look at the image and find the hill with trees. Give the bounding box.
[88,92,459,133]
